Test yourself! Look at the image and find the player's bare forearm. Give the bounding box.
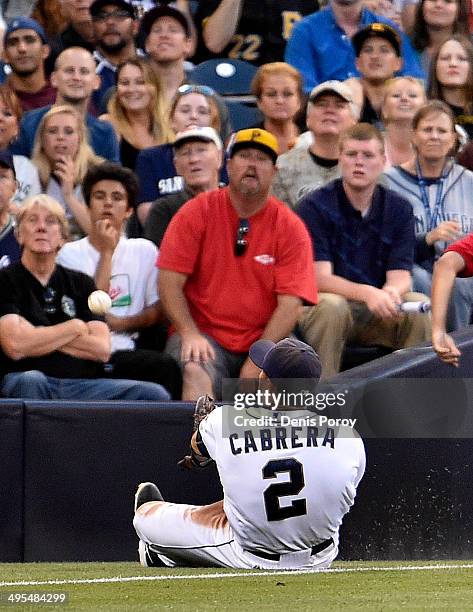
[59,321,111,362]
[432,252,465,334]
[259,294,303,341]
[0,315,86,360]
[202,0,243,52]
[106,303,163,333]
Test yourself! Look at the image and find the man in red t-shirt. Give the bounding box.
[158,128,317,400]
[431,234,473,366]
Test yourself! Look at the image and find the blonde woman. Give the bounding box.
[135,84,222,225]
[32,105,102,239]
[100,58,172,169]
[382,77,426,167]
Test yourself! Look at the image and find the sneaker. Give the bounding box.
[134,481,164,512]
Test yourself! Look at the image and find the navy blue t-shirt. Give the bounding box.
[135,143,228,204]
[297,178,415,288]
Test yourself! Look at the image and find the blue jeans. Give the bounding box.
[1,370,170,401]
[413,263,473,331]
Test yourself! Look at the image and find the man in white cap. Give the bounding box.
[144,126,224,247]
[133,336,365,569]
[272,81,358,210]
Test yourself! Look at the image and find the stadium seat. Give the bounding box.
[226,100,263,132]
[191,58,258,99]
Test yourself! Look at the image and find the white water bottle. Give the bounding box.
[399,301,431,313]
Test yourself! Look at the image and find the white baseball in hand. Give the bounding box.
[88,290,112,315]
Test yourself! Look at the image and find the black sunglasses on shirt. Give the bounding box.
[235,219,250,257]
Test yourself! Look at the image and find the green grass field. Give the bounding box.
[1,561,473,611]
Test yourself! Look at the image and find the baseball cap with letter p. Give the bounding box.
[227,128,279,164]
[352,23,401,57]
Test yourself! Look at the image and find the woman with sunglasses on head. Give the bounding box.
[99,58,173,170]
[134,84,223,227]
[382,76,427,168]
[409,0,469,76]
[427,35,473,140]
[384,101,473,331]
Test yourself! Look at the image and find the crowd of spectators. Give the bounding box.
[0,0,472,399]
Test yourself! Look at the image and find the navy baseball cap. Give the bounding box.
[90,0,135,18]
[4,17,47,45]
[249,338,322,380]
[352,23,401,57]
[0,151,16,175]
[140,3,191,38]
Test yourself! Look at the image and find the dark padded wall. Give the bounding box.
[332,327,473,560]
[339,439,473,560]
[23,402,222,562]
[0,402,23,562]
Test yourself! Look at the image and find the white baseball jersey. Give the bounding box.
[199,406,365,555]
[57,236,158,352]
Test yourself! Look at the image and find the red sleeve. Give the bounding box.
[157,194,207,274]
[274,206,318,305]
[445,233,473,277]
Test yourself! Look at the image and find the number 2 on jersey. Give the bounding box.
[262,458,307,521]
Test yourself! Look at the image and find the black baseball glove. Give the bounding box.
[177,394,216,470]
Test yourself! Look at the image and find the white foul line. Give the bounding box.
[1,563,473,588]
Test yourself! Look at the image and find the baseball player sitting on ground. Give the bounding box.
[133,337,365,570]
